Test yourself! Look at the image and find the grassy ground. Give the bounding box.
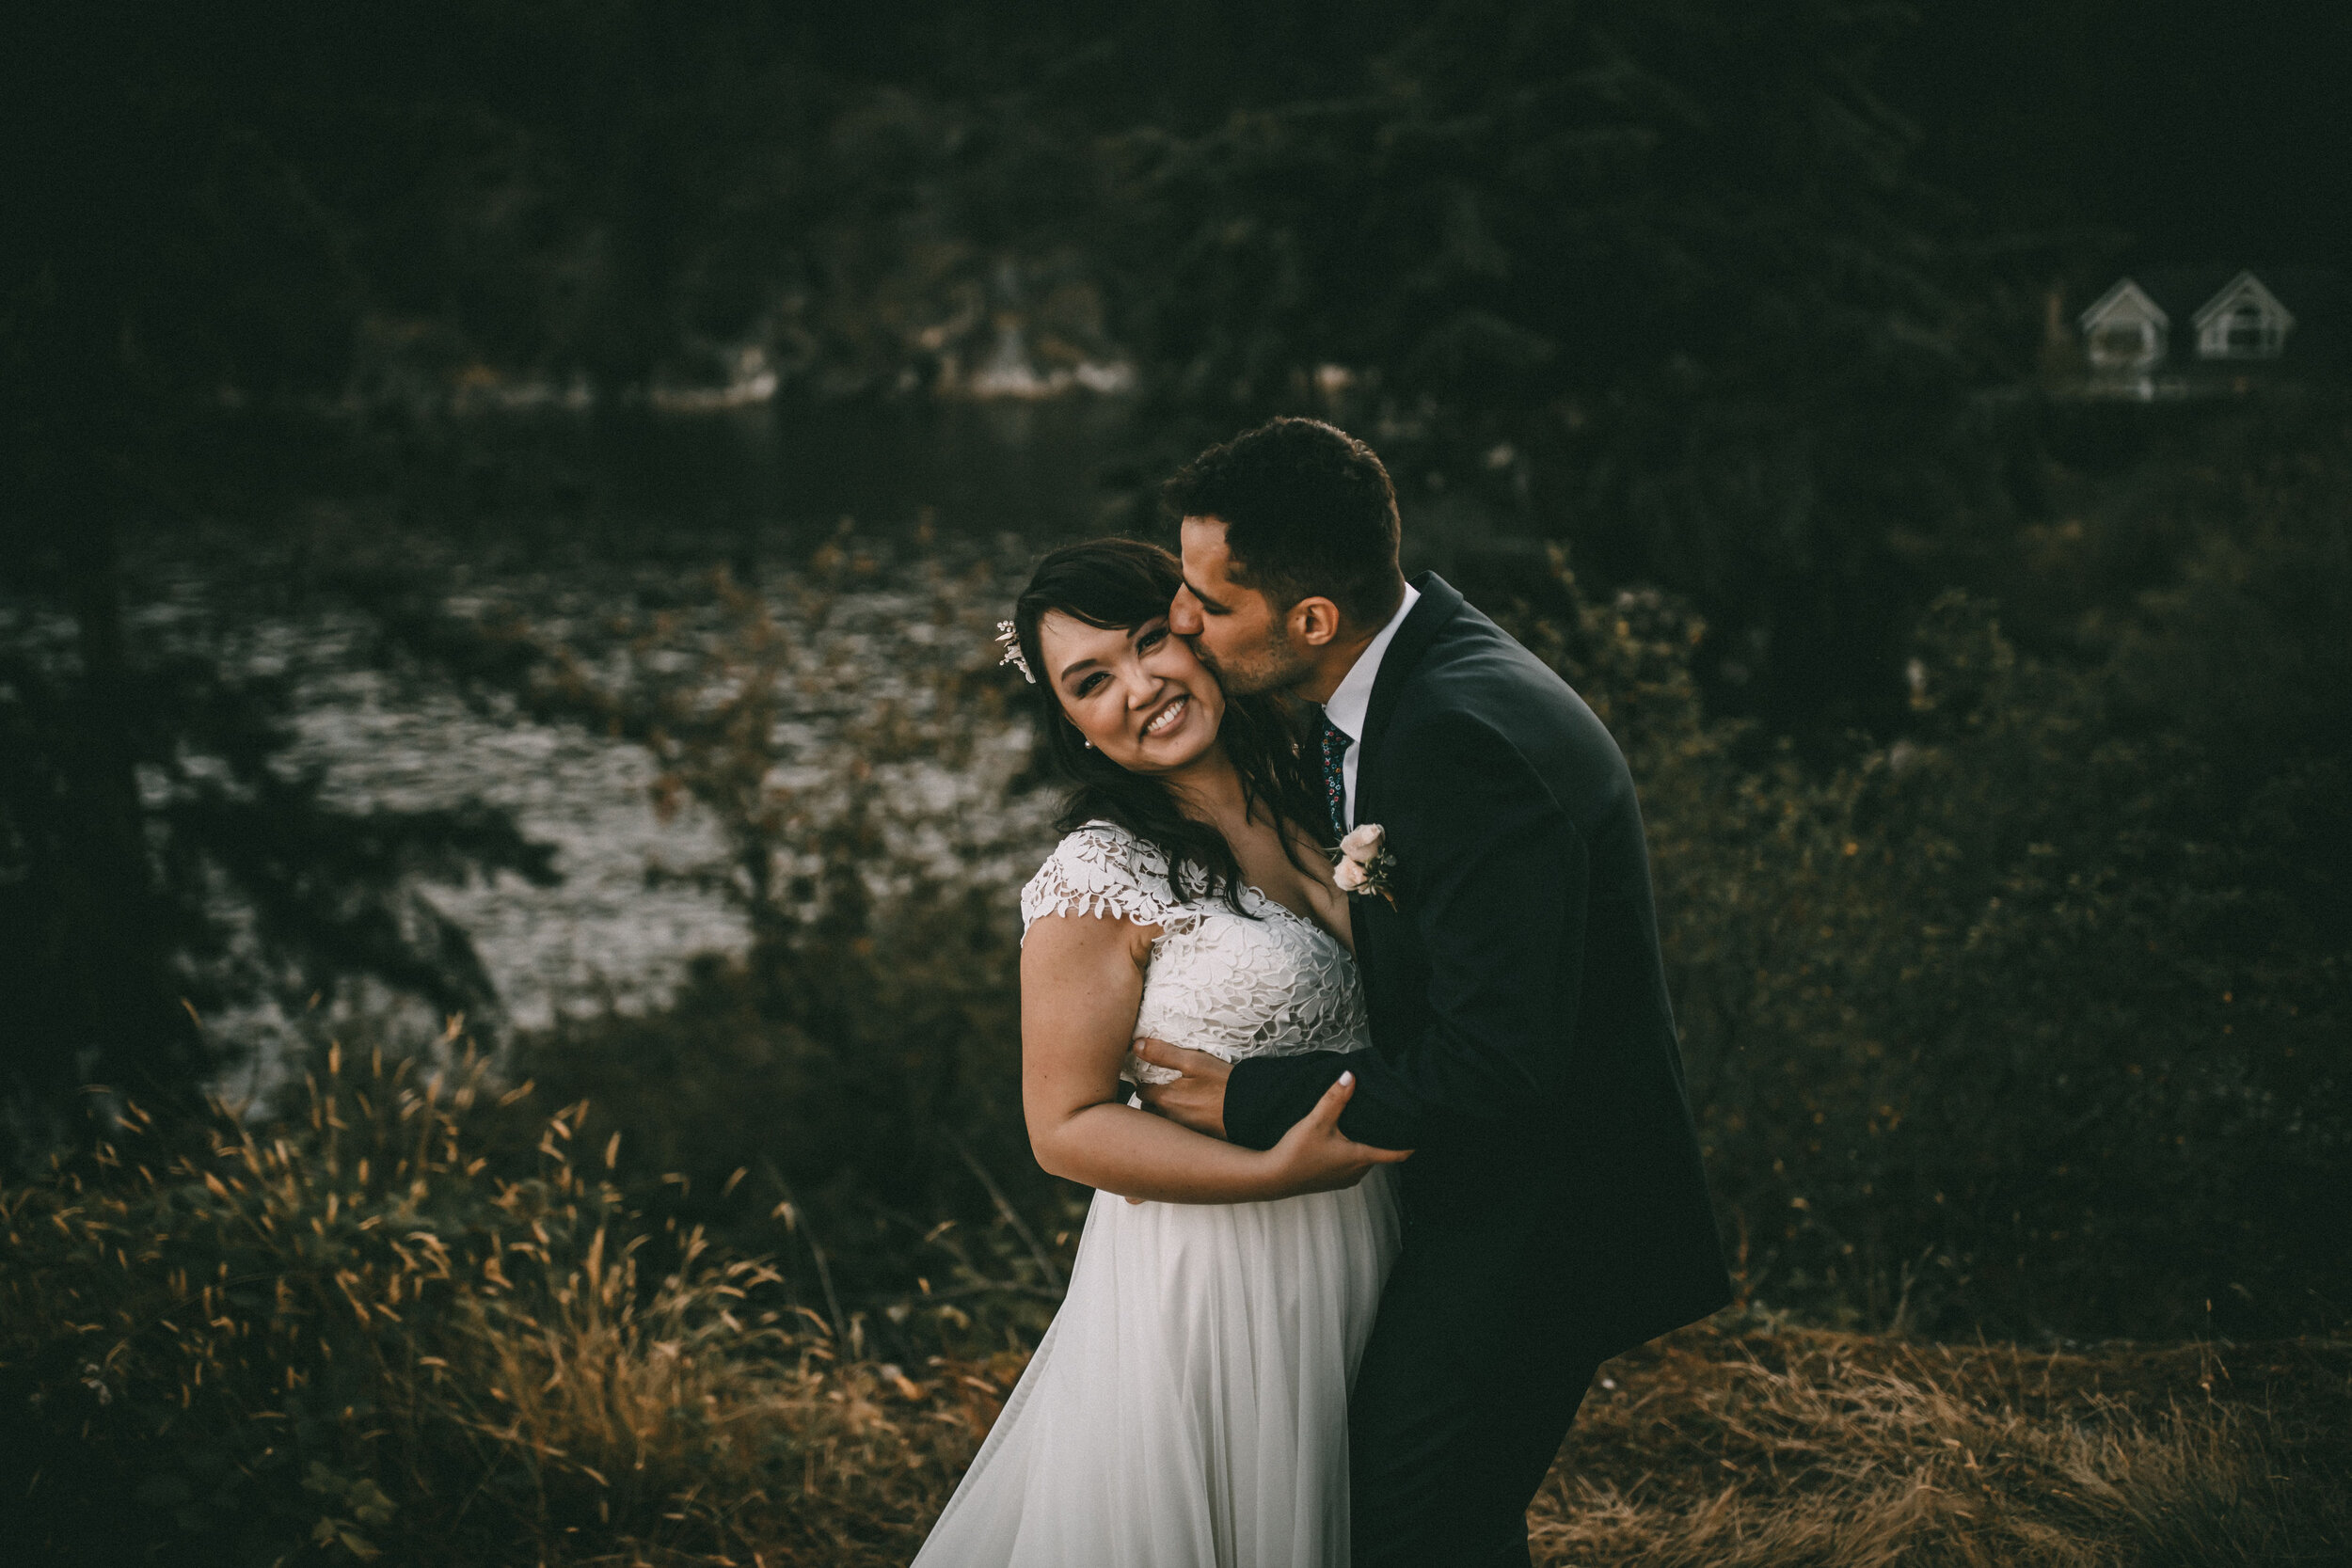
[1530,1323,2351,1566]
[874,1321,2352,1568]
[7,1064,2344,1566]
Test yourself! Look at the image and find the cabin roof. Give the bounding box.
[2191,269,2296,330]
[2079,277,2167,331]
[2126,266,2338,326]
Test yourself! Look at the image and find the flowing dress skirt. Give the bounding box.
[913,1168,1401,1567]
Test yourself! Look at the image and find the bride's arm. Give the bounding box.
[1021,911,1407,1203]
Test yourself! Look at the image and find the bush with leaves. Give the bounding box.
[1510,499,2345,1337]
[472,539,1075,1354]
[0,624,557,1164]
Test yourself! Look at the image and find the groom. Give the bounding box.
[1136,418,1731,1565]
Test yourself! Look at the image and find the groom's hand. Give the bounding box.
[1132,1037,1230,1140]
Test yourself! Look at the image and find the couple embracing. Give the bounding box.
[914,419,1729,1567]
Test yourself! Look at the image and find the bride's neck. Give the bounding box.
[1163,745,1249,833]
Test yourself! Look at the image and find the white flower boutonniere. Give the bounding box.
[1332,823,1398,908]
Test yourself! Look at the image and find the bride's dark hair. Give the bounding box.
[1009,537,1327,914]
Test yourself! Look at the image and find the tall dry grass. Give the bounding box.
[6,1044,2344,1566]
[1537,1324,2352,1567]
[0,1044,998,1566]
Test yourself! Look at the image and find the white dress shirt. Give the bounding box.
[1320,581,1421,830]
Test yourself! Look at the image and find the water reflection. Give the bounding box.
[20,392,1544,1083]
[81,396,1126,1077]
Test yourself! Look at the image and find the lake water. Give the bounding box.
[8,396,1136,1076]
[15,391,1546,1076]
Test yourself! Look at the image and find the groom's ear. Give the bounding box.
[1286,595,1346,649]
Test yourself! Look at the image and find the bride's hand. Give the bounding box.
[1265,1071,1412,1196]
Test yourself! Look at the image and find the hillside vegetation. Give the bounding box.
[6,1057,2344,1567]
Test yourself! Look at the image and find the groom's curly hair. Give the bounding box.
[1009,538,1329,912]
[1162,417,1406,629]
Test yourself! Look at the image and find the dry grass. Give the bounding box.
[5,1051,2344,1566]
[850,1319,2352,1568]
[1534,1323,2352,1568]
[0,1047,1000,1565]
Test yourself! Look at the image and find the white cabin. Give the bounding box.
[2078,278,2169,372]
[2192,270,2296,359]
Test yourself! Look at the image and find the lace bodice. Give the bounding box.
[1020,821,1369,1085]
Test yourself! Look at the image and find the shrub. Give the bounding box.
[1511,545,2345,1338]
[0,1046,988,1567]
[494,542,1078,1357]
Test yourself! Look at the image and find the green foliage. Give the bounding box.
[304,1462,398,1560]
[7,0,2047,737]
[1097,0,2010,736]
[1507,449,2348,1335]
[487,542,1075,1351]
[0,621,557,1161]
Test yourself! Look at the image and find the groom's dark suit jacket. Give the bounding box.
[1225,573,1730,1364]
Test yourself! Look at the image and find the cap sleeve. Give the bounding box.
[1019,822,1192,938]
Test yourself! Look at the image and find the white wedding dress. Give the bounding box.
[912,821,1401,1568]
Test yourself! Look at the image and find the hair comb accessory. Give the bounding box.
[995,620,1035,683]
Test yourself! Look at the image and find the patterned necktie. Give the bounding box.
[1317,709,1350,841]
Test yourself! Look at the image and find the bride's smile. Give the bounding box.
[1140,692,1188,736]
[1037,610,1226,774]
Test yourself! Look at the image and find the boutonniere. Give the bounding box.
[1332,824,1398,908]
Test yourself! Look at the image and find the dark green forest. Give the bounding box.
[5,0,2346,1336]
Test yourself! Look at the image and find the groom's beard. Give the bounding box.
[1186,630,1314,698]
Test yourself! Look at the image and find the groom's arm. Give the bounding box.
[1223,711,1589,1153]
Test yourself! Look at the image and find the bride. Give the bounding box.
[912,537,1409,1567]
